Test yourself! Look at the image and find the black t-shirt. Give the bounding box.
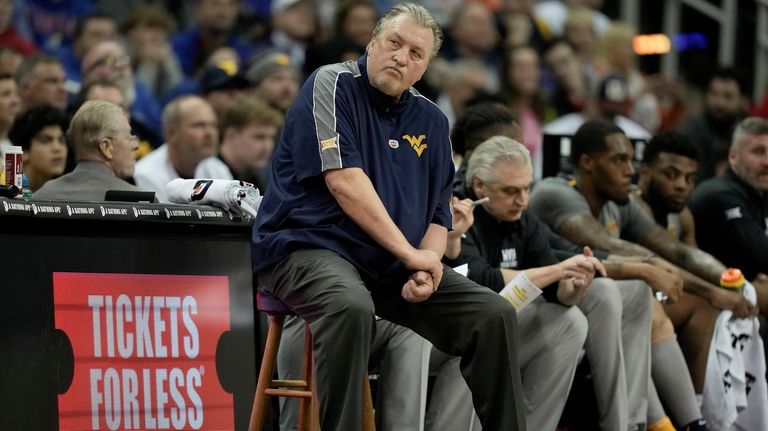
[689,169,768,280]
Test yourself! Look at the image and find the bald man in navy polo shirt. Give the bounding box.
[252,3,525,431]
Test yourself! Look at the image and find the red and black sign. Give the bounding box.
[55,273,233,430]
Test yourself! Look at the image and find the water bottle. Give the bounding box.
[21,173,31,200]
[720,268,745,294]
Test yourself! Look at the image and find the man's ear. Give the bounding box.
[165,126,176,146]
[728,144,738,167]
[579,153,594,173]
[98,138,113,160]
[472,176,485,197]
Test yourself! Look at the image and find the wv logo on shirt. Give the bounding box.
[500,248,518,268]
[403,134,427,157]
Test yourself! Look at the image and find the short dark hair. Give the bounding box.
[15,53,62,85]
[9,105,69,151]
[74,11,116,41]
[570,118,624,166]
[451,103,516,156]
[69,79,124,116]
[643,131,700,165]
[710,67,750,98]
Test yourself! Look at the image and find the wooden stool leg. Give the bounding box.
[362,375,376,431]
[298,324,320,431]
[249,314,285,431]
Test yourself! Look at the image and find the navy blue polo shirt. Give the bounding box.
[252,55,455,281]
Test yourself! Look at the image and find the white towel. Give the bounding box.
[165,178,262,219]
[702,281,768,430]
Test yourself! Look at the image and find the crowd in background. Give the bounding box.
[0,0,759,195]
[1,1,767,431]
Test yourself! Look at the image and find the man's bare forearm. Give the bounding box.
[325,168,415,261]
[682,246,727,285]
[603,259,651,281]
[558,217,652,257]
[421,223,448,257]
[679,266,722,299]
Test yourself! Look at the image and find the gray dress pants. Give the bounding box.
[277,315,431,431]
[262,249,526,431]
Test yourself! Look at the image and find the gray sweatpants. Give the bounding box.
[425,278,652,431]
[262,249,526,431]
[579,278,653,430]
[277,316,431,431]
[426,296,588,431]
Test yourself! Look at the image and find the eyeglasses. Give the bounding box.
[87,55,132,73]
[108,134,138,145]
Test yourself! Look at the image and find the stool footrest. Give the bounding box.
[265,388,313,398]
[272,380,308,388]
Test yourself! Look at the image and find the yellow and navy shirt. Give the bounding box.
[252,55,454,281]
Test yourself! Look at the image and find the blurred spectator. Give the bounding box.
[440,2,502,93]
[71,80,128,116]
[158,46,241,105]
[648,75,688,133]
[0,72,20,147]
[133,95,218,202]
[0,0,36,55]
[600,22,661,133]
[502,45,554,179]
[123,5,183,101]
[96,0,191,30]
[433,58,489,130]
[8,105,68,192]
[58,11,117,90]
[534,0,611,37]
[564,6,604,89]
[264,0,318,73]
[303,0,376,76]
[246,48,299,113]
[542,74,650,176]
[199,62,249,121]
[70,80,159,159]
[81,40,163,138]
[334,0,378,48]
[13,0,95,54]
[498,0,553,51]
[16,54,68,111]
[0,45,23,75]
[171,0,252,77]
[542,38,592,116]
[195,96,283,191]
[678,67,750,180]
[33,100,142,201]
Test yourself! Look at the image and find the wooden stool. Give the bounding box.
[248,290,375,431]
